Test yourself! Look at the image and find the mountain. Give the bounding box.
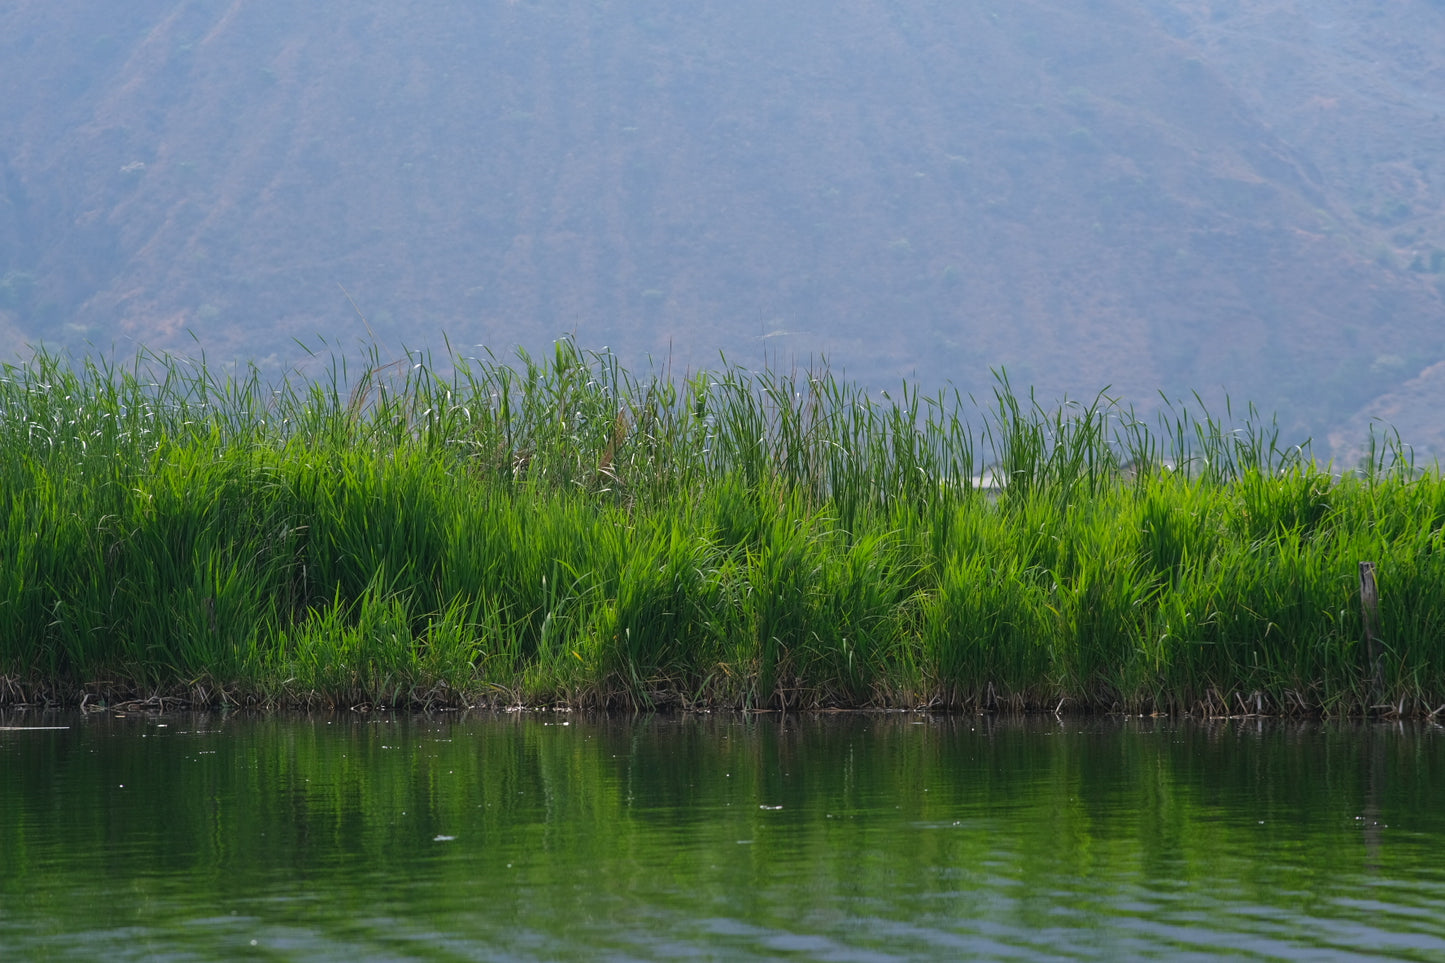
[3,1,1444,458]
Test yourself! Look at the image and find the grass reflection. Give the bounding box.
[0,714,1442,959]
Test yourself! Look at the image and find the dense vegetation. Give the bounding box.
[1,340,1441,715]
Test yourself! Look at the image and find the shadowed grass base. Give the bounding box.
[1,340,1441,715]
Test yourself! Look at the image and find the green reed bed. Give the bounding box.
[0,339,1440,715]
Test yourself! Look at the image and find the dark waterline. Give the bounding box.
[2,711,1443,961]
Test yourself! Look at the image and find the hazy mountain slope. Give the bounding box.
[2,1,1443,452]
[1153,0,1445,459]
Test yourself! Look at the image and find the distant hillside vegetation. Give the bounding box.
[2,0,1444,457]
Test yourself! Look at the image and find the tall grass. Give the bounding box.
[0,338,1439,715]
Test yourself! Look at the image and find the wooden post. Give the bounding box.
[1359,561,1382,702]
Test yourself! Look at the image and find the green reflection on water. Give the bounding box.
[1,712,1443,961]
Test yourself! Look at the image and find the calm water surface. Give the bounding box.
[1,711,1442,961]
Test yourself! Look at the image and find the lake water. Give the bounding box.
[2,711,1443,961]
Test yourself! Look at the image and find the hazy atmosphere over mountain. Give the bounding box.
[3,0,1445,458]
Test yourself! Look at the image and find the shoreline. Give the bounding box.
[2,340,1441,718]
[4,667,1441,721]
